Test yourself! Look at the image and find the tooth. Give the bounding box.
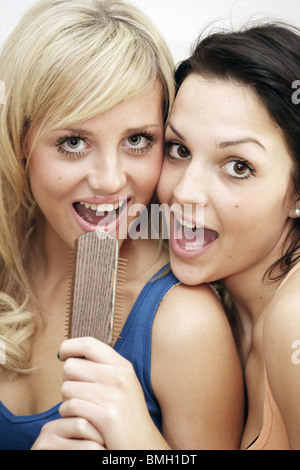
[115,201,125,209]
[116,200,126,210]
[97,203,114,212]
[96,204,105,212]
[186,220,195,229]
[177,216,196,229]
[78,199,127,212]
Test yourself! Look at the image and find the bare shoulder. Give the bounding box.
[263,269,300,448]
[151,282,244,449]
[264,268,300,351]
[154,282,234,347]
[151,282,241,382]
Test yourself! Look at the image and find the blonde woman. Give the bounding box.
[0,0,243,450]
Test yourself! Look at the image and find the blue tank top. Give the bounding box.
[0,264,179,450]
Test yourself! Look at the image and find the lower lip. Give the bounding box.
[170,217,218,260]
[72,200,129,235]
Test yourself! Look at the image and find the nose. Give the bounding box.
[87,152,127,194]
[173,160,210,207]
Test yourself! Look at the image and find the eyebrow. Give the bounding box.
[65,124,161,137]
[122,125,161,136]
[64,127,93,137]
[167,122,266,151]
[167,123,186,142]
[218,138,266,151]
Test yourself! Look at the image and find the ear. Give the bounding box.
[289,199,300,218]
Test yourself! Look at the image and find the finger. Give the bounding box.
[61,380,102,403]
[58,337,115,364]
[62,356,120,385]
[32,417,105,450]
[33,436,104,451]
[62,357,99,382]
[61,417,105,445]
[52,439,105,451]
[59,399,106,432]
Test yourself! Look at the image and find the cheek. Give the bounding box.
[219,196,285,252]
[156,163,177,203]
[30,167,54,197]
[134,153,163,198]
[29,158,73,205]
[219,198,260,231]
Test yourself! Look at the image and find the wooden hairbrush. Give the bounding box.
[66,231,126,346]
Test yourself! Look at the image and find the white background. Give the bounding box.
[1,0,300,64]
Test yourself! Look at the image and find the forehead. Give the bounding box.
[29,80,164,143]
[171,74,284,141]
[175,75,262,116]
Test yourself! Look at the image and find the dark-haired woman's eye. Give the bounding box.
[223,159,256,179]
[164,141,191,160]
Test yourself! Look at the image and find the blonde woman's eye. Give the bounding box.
[128,135,146,147]
[66,137,84,150]
[56,134,87,158]
[223,160,255,179]
[124,132,157,153]
[63,137,86,152]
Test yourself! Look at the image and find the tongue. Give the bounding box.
[74,203,117,226]
[176,224,218,250]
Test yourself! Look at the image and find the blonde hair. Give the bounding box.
[0,0,175,379]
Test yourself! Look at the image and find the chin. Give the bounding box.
[170,261,203,286]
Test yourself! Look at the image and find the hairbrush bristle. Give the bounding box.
[111,257,127,343]
[66,231,125,346]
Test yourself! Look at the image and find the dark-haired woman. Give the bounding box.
[158,23,300,450]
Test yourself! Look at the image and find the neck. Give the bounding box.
[28,215,72,320]
[224,262,281,325]
[223,226,292,324]
[119,237,168,282]
[30,215,71,279]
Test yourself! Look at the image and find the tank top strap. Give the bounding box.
[276,262,300,293]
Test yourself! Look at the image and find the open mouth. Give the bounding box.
[172,214,218,254]
[73,199,128,230]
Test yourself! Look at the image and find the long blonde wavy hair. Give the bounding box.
[0,0,174,379]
